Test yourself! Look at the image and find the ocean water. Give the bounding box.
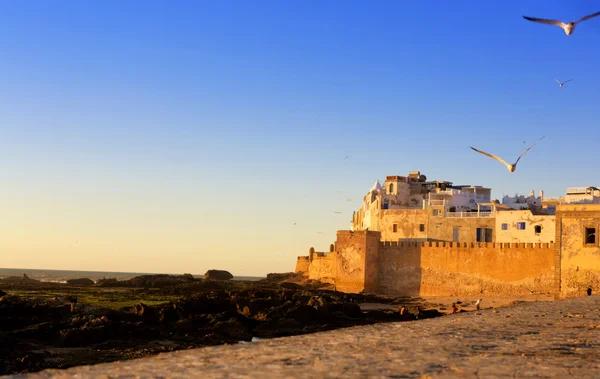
[0,267,263,284]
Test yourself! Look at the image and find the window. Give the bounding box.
[534,225,542,234]
[436,223,441,230]
[419,224,425,232]
[585,228,596,245]
[389,184,394,193]
[501,223,508,230]
[516,222,526,230]
[393,224,398,233]
[476,228,493,242]
[432,209,440,216]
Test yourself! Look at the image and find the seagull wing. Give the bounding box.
[576,11,600,24]
[555,79,561,84]
[470,147,511,169]
[523,16,567,28]
[515,136,545,165]
[563,79,574,84]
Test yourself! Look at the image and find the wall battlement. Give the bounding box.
[379,241,554,249]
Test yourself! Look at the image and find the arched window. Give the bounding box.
[389,183,394,193]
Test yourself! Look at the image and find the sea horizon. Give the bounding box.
[0,267,264,283]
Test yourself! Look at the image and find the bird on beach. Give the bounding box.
[523,11,600,36]
[475,298,482,310]
[555,78,573,87]
[469,136,545,173]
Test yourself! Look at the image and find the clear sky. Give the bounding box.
[1,1,599,276]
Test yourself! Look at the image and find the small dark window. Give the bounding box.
[419,224,425,232]
[517,222,526,230]
[432,209,440,216]
[476,228,493,242]
[389,184,394,193]
[501,223,508,231]
[585,228,596,245]
[393,224,398,233]
[534,225,542,234]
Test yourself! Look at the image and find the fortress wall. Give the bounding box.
[295,257,310,275]
[308,255,336,284]
[556,205,600,297]
[377,241,556,297]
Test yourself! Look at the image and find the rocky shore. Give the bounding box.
[0,272,443,376]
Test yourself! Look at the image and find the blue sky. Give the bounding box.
[0,1,599,276]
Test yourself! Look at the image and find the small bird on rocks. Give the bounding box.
[523,11,600,35]
[475,298,482,310]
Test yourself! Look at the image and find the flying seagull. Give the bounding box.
[344,156,351,160]
[333,211,342,214]
[469,137,545,173]
[523,11,600,35]
[555,78,573,87]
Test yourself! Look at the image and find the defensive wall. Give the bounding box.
[556,204,600,297]
[377,240,555,297]
[296,231,556,297]
[297,204,600,298]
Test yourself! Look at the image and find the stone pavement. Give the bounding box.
[7,296,600,378]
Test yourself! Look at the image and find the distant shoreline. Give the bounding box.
[0,267,264,282]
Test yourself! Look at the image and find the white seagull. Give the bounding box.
[469,137,545,173]
[333,211,343,214]
[475,298,482,310]
[523,11,600,35]
[555,78,573,87]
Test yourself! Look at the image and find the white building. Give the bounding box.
[564,187,600,204]
[502,189,543,210]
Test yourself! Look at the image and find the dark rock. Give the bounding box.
[204,270,233,281]
[175,294,236,318]
[126,274,198,288]
[285,305,320,324]
[94,278,121,287]
[133,303,159,323]
[322,303,363,319]
[58,326,110,347]
[158,303,180,323]
[0,290,5,297]
[279,282,303,290]
[66,278,94,286]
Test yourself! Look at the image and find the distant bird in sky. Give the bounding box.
[345,198,352,202]
[333,211,342,214]
[344,156,351,160]
[292,223,297,226]
[469,136,545,173]
[336,190,342,194]
[523,11,600,36]
[316,232,323,235]
[555,78,573,87]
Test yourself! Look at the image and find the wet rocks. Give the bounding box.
[66,278,94,286]
[204,270,234,281]
[0,278,444,376]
